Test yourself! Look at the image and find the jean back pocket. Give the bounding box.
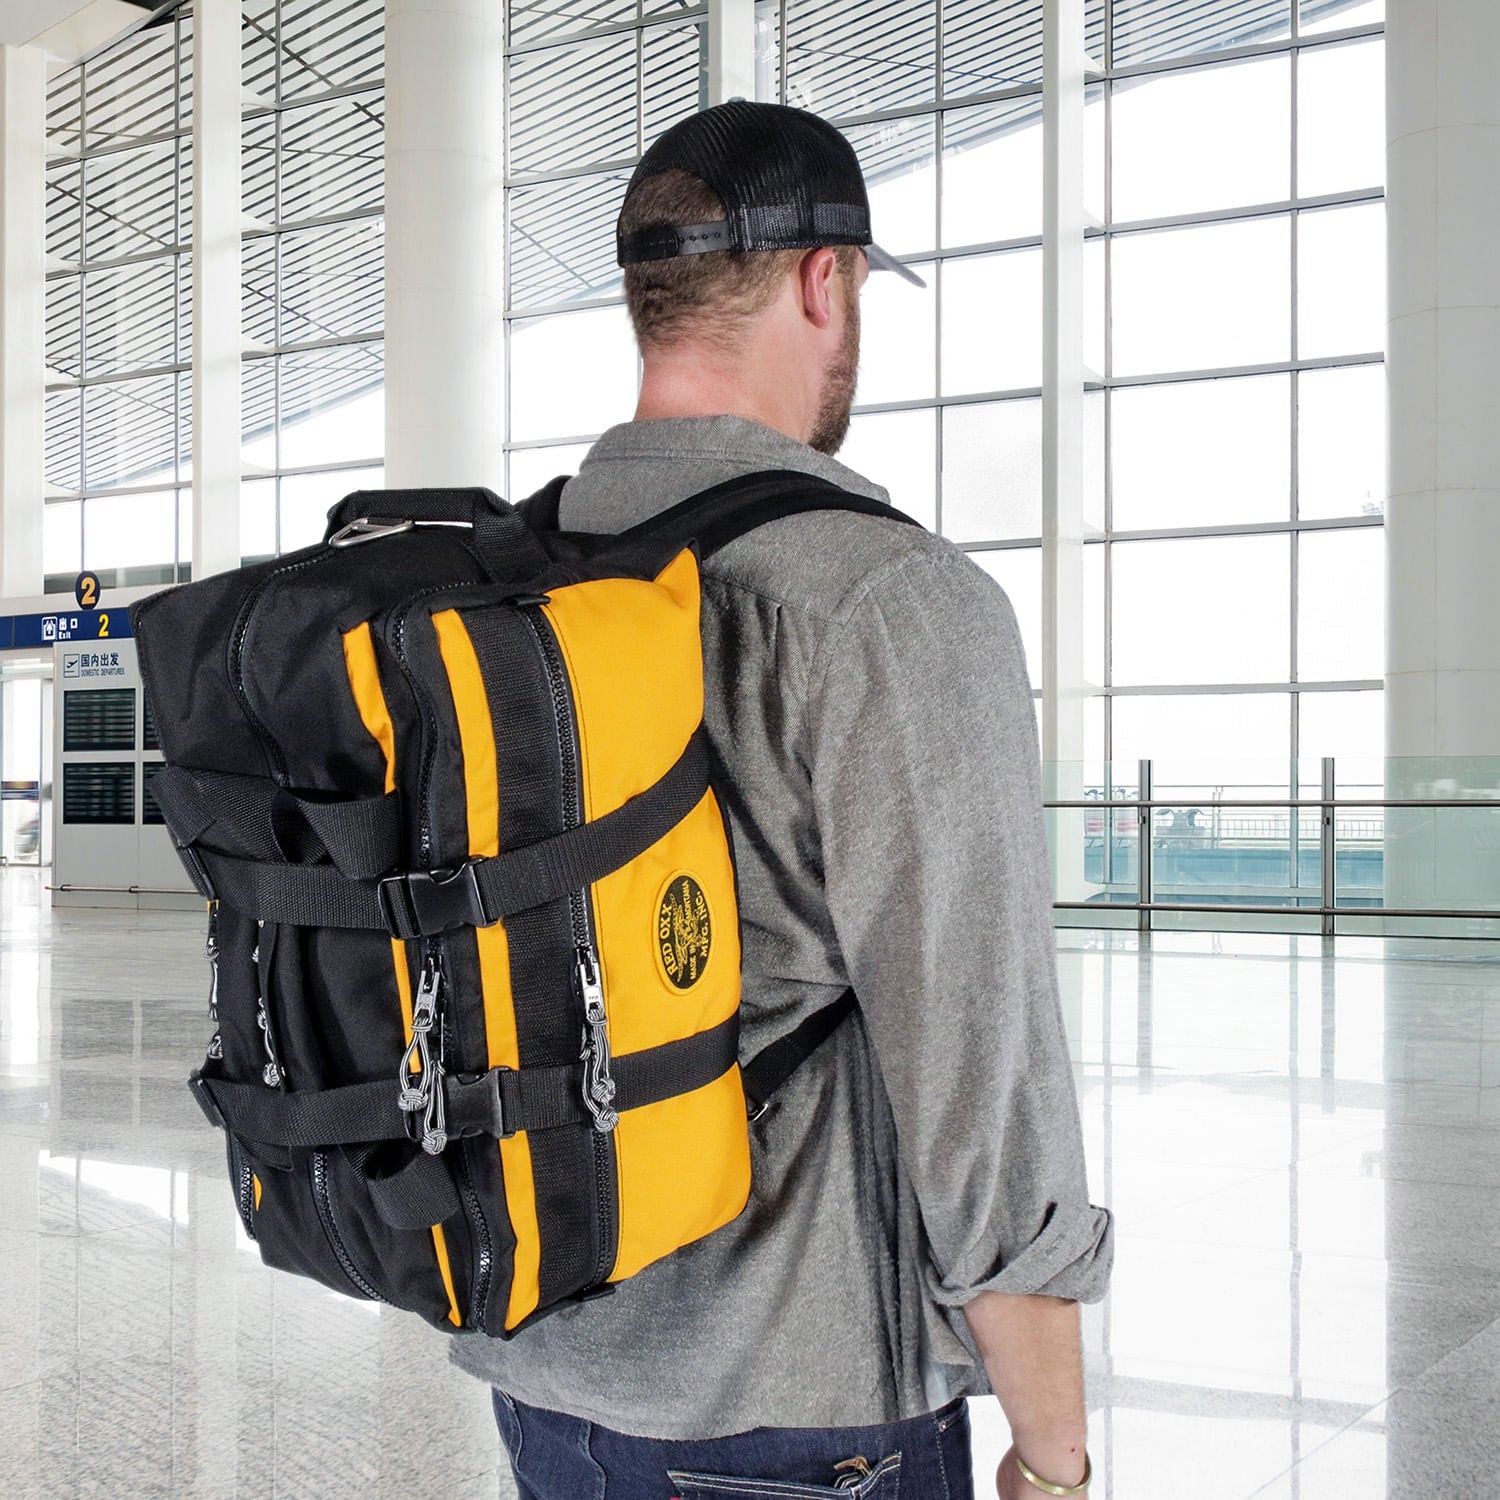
[668,1452,901,1500]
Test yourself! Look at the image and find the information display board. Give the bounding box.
[62,762,136,825]
[142,761,168,826]
[62,688,137,753]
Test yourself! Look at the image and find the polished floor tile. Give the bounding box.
[3,869,1500,1497]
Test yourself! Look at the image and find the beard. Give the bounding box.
[807,273,860,456]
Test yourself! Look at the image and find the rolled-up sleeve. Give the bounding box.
[805,544,1114,1306]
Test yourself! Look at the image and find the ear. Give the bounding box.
[796,247,841,330]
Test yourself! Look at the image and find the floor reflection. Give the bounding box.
[2,869,1498,1497]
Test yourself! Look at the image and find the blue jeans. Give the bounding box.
[491,1389,974,1500]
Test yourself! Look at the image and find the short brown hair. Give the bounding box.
[620,169,858,350]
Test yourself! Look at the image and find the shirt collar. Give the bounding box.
[555,414,890,533]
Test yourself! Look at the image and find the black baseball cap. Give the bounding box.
[616,99,926,289]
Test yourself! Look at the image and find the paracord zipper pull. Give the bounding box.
[204,901,220,1022]
[253,921,284,1088]
[577,945,618,1133]
[397,946,448,1154]
[203,901,223,1060]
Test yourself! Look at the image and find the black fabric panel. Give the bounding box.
[463,604,602,1310]
[246,530,489,793]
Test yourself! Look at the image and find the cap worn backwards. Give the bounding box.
[616,100,926,288]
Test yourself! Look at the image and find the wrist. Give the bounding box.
[1010,1438,1089,1491]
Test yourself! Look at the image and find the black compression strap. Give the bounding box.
[190,1071,400,1148]
[153,766,402,879]
[190,1015,741,1150]
[455,1014,741,1136]
[189,847,389,930]
[471,725,709,924]
[189,727,710,935]
[741,989,858,1117]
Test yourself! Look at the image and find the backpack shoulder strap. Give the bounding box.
[615,466,923,562]
[517,467,923,567]
[741,989,858,1121]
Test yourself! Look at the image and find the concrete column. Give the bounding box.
[708,0,756,106]
[1384,0,1500,926]
[1385,0,1500,759]
[0,44,46,600]
[384,0,504,491]
[1386,15,1500,1483]
[191,0,240,579]
[1042,0,1091,917]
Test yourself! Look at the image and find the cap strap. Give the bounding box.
[618,220,733,263]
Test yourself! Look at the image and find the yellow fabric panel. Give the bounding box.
[252,1173,262,1212]
[540,549,705,822]
[341,622,396,794]
[433,610,499,858]
[433,609,542,1332]
[597,790,741,1058]
[343,621,462,1329]
[610,1066,752,1282]
[541,554,739,1057]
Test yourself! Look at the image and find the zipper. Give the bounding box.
[310,1151,385,1302]
[387,582,476,866]
[384,592,503,1330]
[236,1162,256,1238]
[227,1135,256,1240]
[522,605,620,1290]
[422,931,495,1331]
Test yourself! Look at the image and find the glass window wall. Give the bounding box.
[43,11,194,592]
[1093,0,1385,780]
[239,1,387,560]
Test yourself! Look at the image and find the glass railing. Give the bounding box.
[1042,757,1500,937]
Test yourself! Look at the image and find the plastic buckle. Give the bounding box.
[445,1068,514,1139]
[378,859,491,937]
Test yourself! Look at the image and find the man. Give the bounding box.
[450,100,1113,1500]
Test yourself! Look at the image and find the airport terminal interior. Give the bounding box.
[1,0,1497,1495]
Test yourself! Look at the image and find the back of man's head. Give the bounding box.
[614,102,921,357]
[619,169,859,353]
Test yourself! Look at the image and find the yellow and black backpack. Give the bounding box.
[131,471,917,1336]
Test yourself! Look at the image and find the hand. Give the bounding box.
[996,1442,1089,1500]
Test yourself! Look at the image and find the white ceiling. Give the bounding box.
[0,0,153,67]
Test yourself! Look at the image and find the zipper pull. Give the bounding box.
[204,901,220,1022]
[577,946,618,1133]
[397,943,449,1154]
[253,919,284,1087]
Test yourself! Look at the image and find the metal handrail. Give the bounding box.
[1046,756,1500,936]
[1049,797,1498,809]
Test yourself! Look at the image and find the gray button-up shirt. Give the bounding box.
[449,414,1113,1438]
